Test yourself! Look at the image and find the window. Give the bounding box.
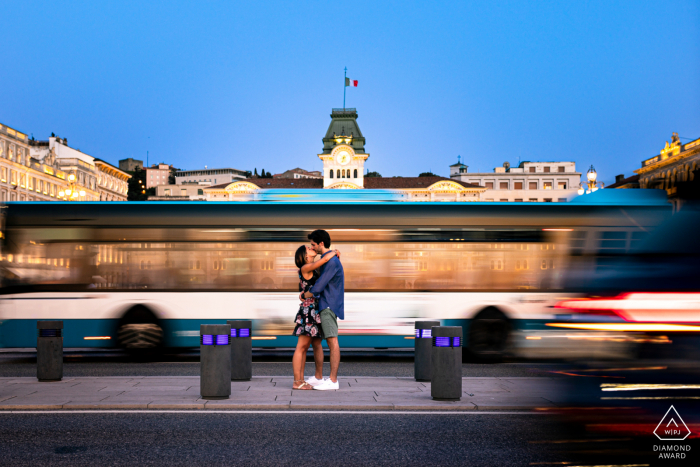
[558,166,565,173]
[485,182,494,189]
[544,198,552,202]
[198,189,203,195]
[558,198,567,202]
[354,169,358,178]
[514,199,523,202]
[558,182,567,189]
[499,182,508,189]
[1,167,6,181]
[29,177,34,190]
[541,260,548,269]
[529,198,537,202]
[500,199,508,202]
[20,174,25,187]
[336,170,340,178]
[164,189,170,196]
[181,189,187,196]
[11,170,17,185]
[543,182,552,190]
[261,260,274,270]
[37,180,43,192]
[329,170,334,179]
[514,182,523,190]
[529,181,537,190]
[529,167,536,173]
[544,167,550,173]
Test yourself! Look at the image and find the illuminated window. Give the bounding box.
[541,260,548,269]
[1,167,6,182]
[544,182,552,190]
[558,182,567,189]
[11,170,17,185]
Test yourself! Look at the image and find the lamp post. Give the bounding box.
[58,174,86,201]
[578,165,604,195]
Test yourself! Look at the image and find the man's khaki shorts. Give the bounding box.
[319,308,338,339]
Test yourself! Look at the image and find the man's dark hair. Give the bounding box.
[308,230,331,249]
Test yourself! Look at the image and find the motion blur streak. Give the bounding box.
[601,383,700,391]
[546,323,700,332]
[556,293,700,322]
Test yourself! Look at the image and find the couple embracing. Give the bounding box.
[291,230,344,391]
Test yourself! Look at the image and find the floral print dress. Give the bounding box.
[293,270,323,338]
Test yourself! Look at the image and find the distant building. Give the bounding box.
[449,158,581,202]
[150,183,207,201]
[119,157,143,172]
[174,167,247,186]
[607,173,640,189]
[273,168,322,179]
[145,163,172,189]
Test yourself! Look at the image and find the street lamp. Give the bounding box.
[58,173,86,201]
[578,165,604,195]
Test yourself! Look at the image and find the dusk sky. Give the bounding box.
[2,0,698,184]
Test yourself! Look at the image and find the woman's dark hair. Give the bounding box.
[294,245,308,269]
[308,229,331,248]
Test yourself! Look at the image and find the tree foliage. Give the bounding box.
[365,171,382,178]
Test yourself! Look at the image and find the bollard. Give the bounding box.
[227,320,252,381]
[430,326,462,401]
[200,324,232,400]
[37,320,63,382]
[414,320,440,382]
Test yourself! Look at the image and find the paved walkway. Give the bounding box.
[0,376,566,411]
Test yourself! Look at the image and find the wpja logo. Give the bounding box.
[653,405,692,460]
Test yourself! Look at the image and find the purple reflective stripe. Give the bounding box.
[216,335,229,345]
[434,337,450,347]
[415,329,420,338]
[422,329,432,339]
[453,337,461,347]
[202,335,214,345]
[230,329,237,337]
[239,328,250,337]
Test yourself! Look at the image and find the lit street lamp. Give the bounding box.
[578,165,604,195]
[58,174,86,201]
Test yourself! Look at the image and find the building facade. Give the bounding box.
[95,159,131,201]
[634,133,700,199]
[0,123,70,202]
[119,158,143,172]
[450,159,582,202]
[174,168,246,186]
[151,183,207,201]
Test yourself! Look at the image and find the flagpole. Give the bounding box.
[343,67,347,110]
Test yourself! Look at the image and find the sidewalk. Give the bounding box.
[0,376,566,411]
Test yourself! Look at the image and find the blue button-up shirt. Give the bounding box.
[309,251,345,320]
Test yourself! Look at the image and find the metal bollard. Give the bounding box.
[430,326,463,401]
[414,320,440,382]
[227,320,252,381]
[200,324,232,400]
[37,320,63,382]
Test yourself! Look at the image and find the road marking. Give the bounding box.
[0,410,551,415]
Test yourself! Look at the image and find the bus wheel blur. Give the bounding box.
[467,307,511,362]
[117,306,163,352]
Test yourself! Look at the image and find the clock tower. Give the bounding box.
[318,108,369,188]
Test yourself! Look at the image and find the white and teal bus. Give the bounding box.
[0,190,670,359]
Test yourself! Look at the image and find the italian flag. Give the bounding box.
[345,77,358,87]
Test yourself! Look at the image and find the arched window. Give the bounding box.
[336,169,340,178]
[329,170,334,179]
[354,169,358,178]
[342,169,346,178]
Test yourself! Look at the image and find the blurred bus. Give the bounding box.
[0,191,670,359]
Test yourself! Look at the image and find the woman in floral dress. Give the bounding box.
[291,245,339,390]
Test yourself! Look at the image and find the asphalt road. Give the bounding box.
[0,348,566,378]
[0,412,581,466]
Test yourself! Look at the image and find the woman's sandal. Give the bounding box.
[292,379,314,390]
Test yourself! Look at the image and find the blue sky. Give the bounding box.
[2,0,698,184]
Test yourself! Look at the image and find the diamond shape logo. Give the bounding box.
[654,405,691,441]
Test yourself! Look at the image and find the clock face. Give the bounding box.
[336,150,351,166]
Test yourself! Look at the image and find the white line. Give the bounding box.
[0,410,550,415]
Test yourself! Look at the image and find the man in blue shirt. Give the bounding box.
[303,229,344,391]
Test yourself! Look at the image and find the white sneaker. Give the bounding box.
[313,379,339,391]
[306,376,325,387]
